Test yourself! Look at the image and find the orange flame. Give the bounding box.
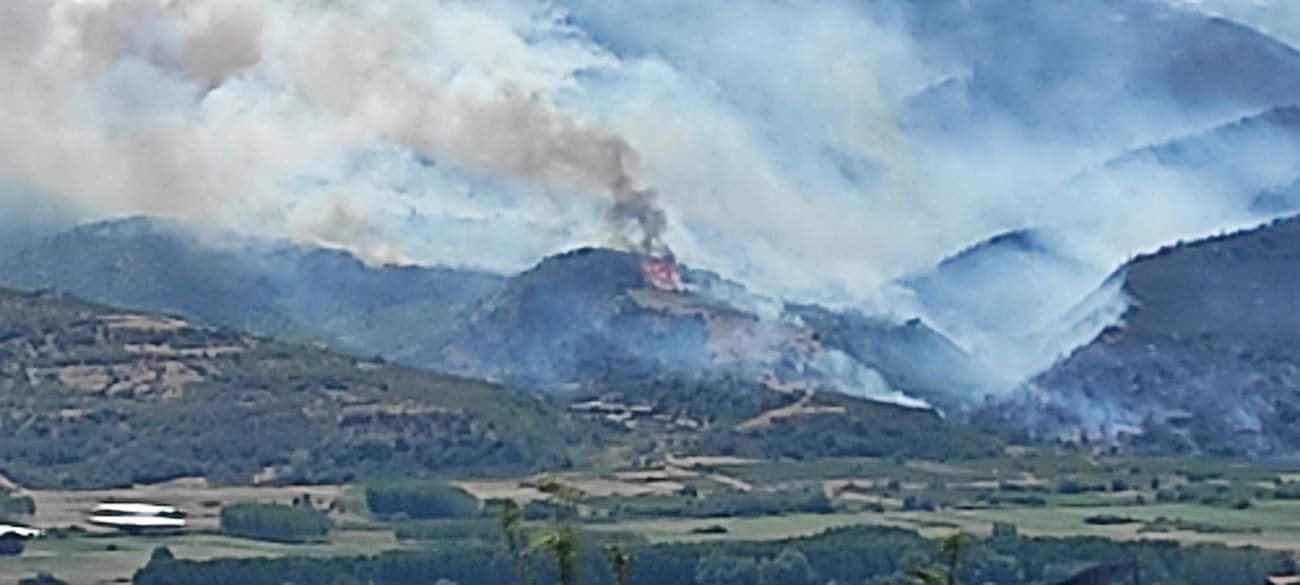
[640,257,684,292]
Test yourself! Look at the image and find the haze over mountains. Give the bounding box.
[0,221,999,410]
[6,205,1300,458]
[7,0,1300,294]
[1025,215,1300,456]
[2,0,1300,458]
[0,217,504,359]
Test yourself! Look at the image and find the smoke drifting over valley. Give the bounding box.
[6,0,1300,403]
[0,0,669,258]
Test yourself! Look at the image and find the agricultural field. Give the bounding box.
[0,529,401,584]
[0,479,380,583]
[581,450,1300,550]
[22,478,351,532]
[593,500,1300,549]
[5,449,1300,583]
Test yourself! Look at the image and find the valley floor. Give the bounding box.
[5,450,1300,583]
[592,501,1300,550]
[1,529,400,584]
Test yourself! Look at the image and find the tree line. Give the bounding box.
[135,519,1296,585]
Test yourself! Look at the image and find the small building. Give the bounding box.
[569,400,658,424]
[0,524,39,557]
[0,524,43,539]
[89,503,187,532]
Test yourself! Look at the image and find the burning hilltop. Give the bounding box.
[428,246,1002,410]
[640,255,686,292]
[431,247,711,389]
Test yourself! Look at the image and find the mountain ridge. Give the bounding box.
[1012,213,1300,455]
[0,216,505,360]
[432,246,1003,410]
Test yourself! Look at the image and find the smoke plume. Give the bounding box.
[5,0,1300,392]
[0,0,669,258]
[283,3,671,255]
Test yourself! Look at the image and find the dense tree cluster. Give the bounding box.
[219,503,331,544]
[133,524,1295,585]
[0,289,569,489]
[695,548,816,585]
[366,482,481,520]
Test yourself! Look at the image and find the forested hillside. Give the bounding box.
[0,217,504,358]
[0,289,567,488]
[1026,214,1300,455]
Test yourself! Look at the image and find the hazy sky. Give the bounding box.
[5,0,1300,382]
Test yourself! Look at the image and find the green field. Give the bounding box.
[6,450,1300,583]
[0,529,404,584]
[592,501,1300,550]
[585,450,1300,551]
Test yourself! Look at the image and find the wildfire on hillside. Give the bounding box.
[640,255,685,292]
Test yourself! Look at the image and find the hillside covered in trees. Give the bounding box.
[0,288,1010,490]
[0,289,569,488]
[1027,214,1300,455]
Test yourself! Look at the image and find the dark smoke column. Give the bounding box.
[601,140,671,258]
[609,177,669,256]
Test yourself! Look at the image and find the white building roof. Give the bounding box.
[0,524,43,539]
[92,502,182,516]
[89,515,187,528]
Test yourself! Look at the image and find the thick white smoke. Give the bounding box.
[5,0,1300,389]
[0,0,975,289]
[1167,0,1300,47]
[0,0,668,261]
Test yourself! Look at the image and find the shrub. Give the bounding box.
[902,496,936,512]
[691,525,730,535]
[18,572,66,585]
[1274,483,1300,500]
[0,534,25,556]
[992,522,1018,539]
[1084,514,1139,526]
[150,546,176,564]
